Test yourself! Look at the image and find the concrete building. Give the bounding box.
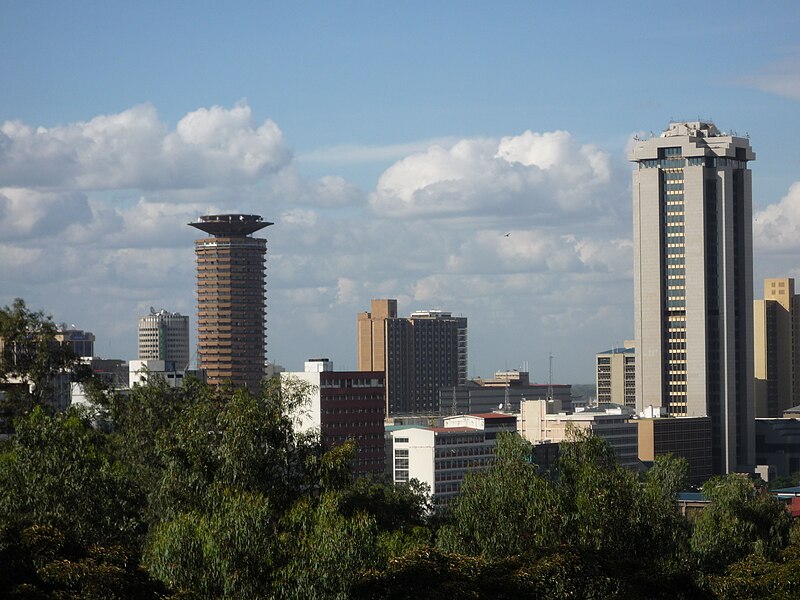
[755,418,800,479]
[389,424,495,507]
[754,278,800,418]
[443,412,518,440]
[631,121,755,474]
[129,359,186,388]
[137,308,190,369]
[636,416,713,485]
[282,358,385,476]
[189,214,272,391]
[518,400,640,469]
[357,299,467,414]
[55,327,95,358]
[596,345,635,407]
[440,371,572,415]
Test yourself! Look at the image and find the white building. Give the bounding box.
[389,424,495,507]
[630,121,755,474]
[129,359,186,388]
[137,308,190,369]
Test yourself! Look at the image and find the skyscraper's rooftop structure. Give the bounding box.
[661,121,721,138]
[189,214,272,237]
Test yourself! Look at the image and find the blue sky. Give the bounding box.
[2,2,800,383]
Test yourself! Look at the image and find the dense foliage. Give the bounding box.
[0,300,798,597]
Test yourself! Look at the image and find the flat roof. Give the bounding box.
[467,412,517,420]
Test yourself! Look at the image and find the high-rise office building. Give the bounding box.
[595,344,636,407]
[189,214,272,391]
[631,121,755,474]
[357,299,467,414]
[754,277,800,417]
[137,308,190,369]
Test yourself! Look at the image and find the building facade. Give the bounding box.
[357,299,467,414]
[754,278,800,418]
[637,416,713,485]
[137,308,190,369]
[596,346,636,407]
[190,214,271,391]
[755,418,800,479]
[282,359,386,476]
[55,327,95,358]
[439,371,572,415]
[389,424,495,507]
[518,400,640,469]
[631,121,755,474]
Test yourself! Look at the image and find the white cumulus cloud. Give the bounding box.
[369,130,621,220]
[0,101,291,190]
[754,181,800,251]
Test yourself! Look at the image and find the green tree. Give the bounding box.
[0,407,162,598]
[143,376,364,598]
[275,493,382,600]
[0,299,85,425]
[0,407,142,547]
[145,490,277,599]
[437,433,560,559]
[690,474,793,572]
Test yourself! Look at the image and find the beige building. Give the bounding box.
[358,299,467,415]
[637,416,712,485]
[190,214,271,391]
[754,278,800,417]
[518,400,639,469]
[631,121,755,474]
[595,344,635,407]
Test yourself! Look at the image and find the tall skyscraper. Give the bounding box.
[754,277,800,417]
[631,121,755,474]
[189,214,272,391]
[137,308,190,369]
[357,299,467,414]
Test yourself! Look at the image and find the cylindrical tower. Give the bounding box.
[189,214,272,391]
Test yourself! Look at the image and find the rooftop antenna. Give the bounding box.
[451,386,458,416]
[547,353,554,403]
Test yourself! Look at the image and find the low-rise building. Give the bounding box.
[388,424,495,507]
[518,400,639,469]
[440,371,572,415]
[636,416,713,485]
[129,359,187,388]
[755,418,800,478]
[443,412,517,440]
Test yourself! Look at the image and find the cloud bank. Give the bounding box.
[0,102,291,190]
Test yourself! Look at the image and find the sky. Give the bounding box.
[2,1,800,384]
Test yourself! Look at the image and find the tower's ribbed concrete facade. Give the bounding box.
[189,214,271,391]
[630,122,755,474]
